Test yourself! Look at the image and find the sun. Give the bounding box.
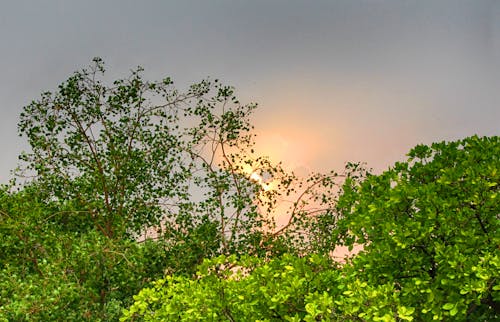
[237,162,274,192]
[249,171,272,192]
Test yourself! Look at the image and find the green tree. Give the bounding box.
[0,184,169,321]
[18,58,256,240]
[332,135,499,321]
[16,58,353,258]
[17,58,275,249]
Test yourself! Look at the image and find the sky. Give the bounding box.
[1,0,499,184]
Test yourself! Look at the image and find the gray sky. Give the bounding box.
[1,0,499,183]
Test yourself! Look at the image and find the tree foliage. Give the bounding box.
[121,254,342,322]
[7,58,498,321]
[3,59,354,320]
[16,58,346,257]
[0,185,170,321]
[332,135,500,320]
[17,57,260,241]
[124,135,499,321]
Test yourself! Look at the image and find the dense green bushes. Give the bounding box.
[2,134,498,321]
[121,254,342,321]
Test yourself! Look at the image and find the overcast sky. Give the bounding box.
[1,0,499,183]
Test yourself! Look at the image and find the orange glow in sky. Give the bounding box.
[254,127,328,174]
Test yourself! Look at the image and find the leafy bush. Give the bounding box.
[121,254,342,321]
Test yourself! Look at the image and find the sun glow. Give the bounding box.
[237,162,275,192]
[253,127,327,174]
[249,171,273,192]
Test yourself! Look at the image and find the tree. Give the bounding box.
[16,58,354,258]
[18,58,245,239]
[17,58,272,247]
[332,135,499,320]
[0,184,169,321]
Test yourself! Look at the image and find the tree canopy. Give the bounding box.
[1,58,498,321]
[2,59,349,320]
[15,58,345,256]
[123,136,499,321]
[17,57,263,242]
[332,135,499,320]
